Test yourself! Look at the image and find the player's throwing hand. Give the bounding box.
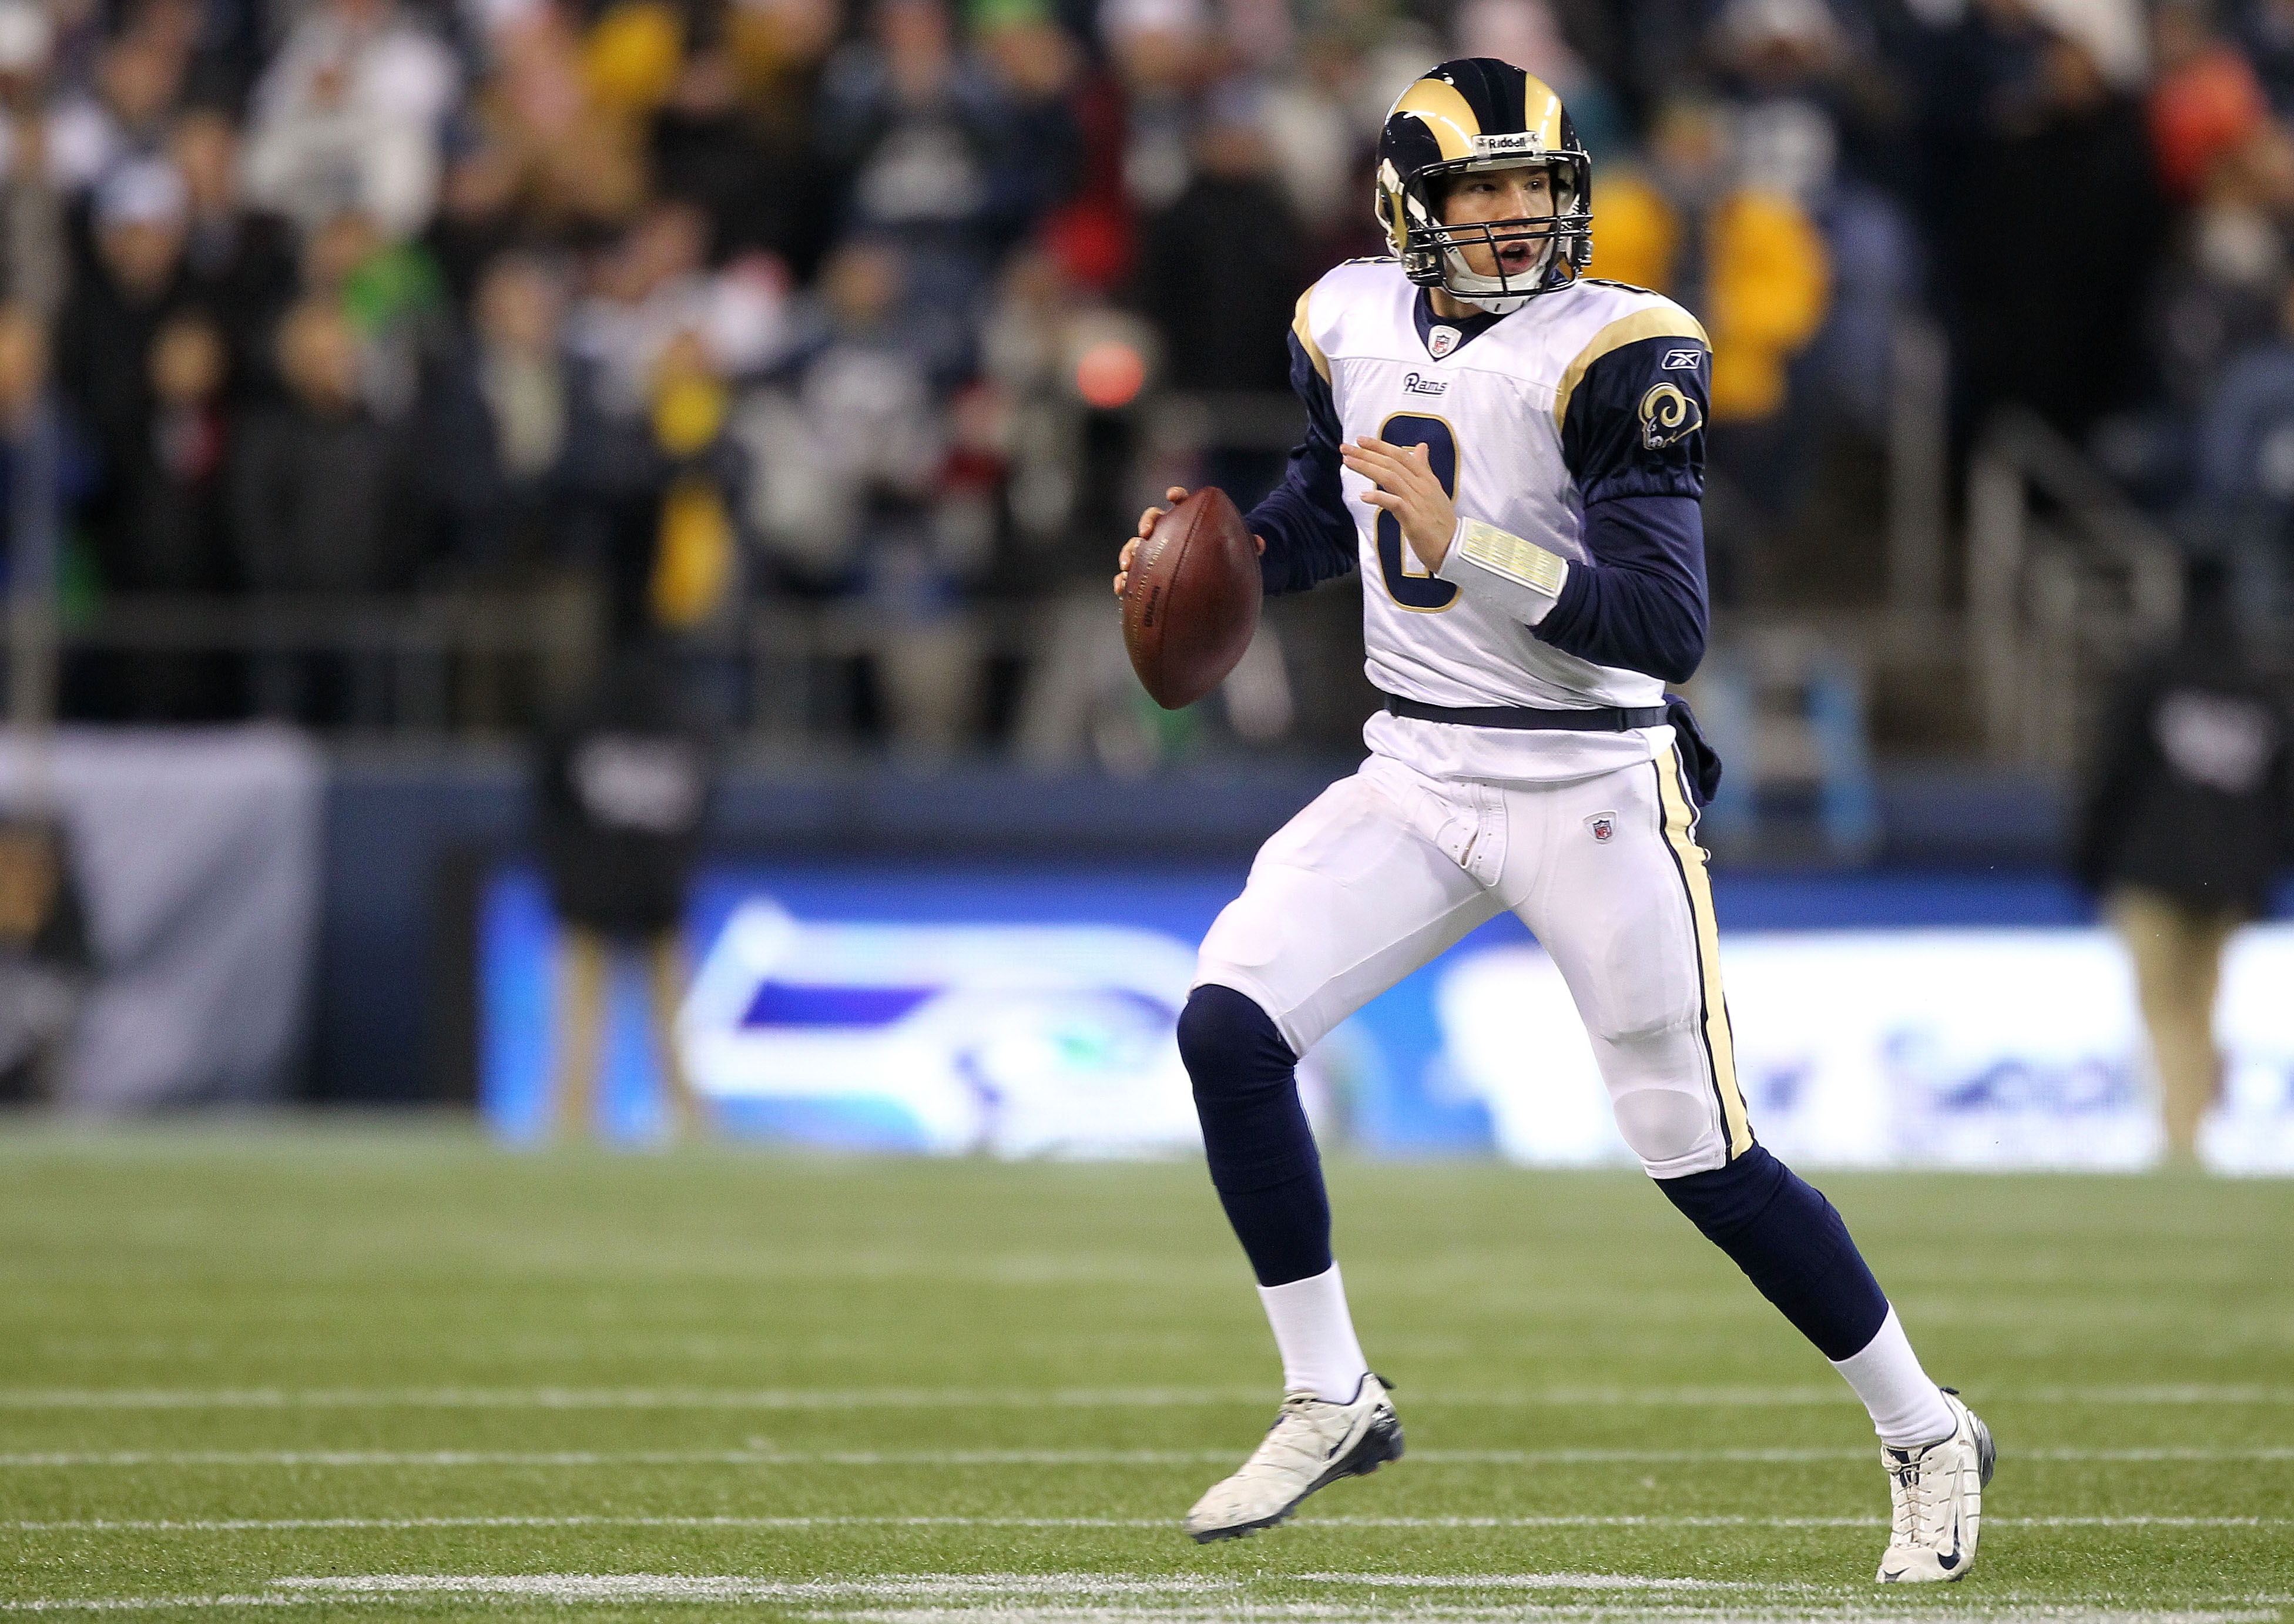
[1341,436,1455,572]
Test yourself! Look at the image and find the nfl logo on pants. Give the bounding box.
[1585,813,1615,843]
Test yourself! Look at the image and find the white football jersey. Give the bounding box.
[1288,257,1708,784]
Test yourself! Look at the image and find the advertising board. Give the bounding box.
[481,865,1363,1156]
[1440,930,2294,1172]
[479,865,2294,1172]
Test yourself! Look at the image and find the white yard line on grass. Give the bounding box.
[0,1581,2284,1624]
[0,1601,334,1614]
[271,1575,1233,1600]
[4,1515,2285,1533]
[4,1447,2290,1468]
[1294,1576,1736,1591]
[4,1385,2292,1410]
[1322,1517,2293,1530]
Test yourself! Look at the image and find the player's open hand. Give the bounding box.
[1343,436,1455,572]
[1113,487,1264,597]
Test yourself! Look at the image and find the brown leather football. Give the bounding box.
[1121,486,1262,710]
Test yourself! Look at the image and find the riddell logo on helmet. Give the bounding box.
[1470,132,1541,156]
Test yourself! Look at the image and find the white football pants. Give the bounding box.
[1193,743,1754,1178]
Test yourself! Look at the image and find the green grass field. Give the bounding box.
[1,1125,2288,1620]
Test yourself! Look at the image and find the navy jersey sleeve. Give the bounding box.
[1558,333,1709,505]
[1534,333,1712,682]
[1245,331,1358,596]
[1534,496,1708,682]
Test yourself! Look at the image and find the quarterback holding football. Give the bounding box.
[1114,58,1994,1583]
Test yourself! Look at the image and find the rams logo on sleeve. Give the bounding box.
[1638,381,1702,451]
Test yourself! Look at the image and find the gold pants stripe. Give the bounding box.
[1652,745,1755,1160]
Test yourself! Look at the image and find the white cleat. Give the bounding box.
[1185,1373,1403,1543]
[1876,1388,1996,1583]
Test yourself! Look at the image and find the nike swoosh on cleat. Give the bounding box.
[1937,1513,1963,1571]
[1879,1568,1906,1583]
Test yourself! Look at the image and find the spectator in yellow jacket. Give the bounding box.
[1590,100,1829,605]
[1592,102,1832,431]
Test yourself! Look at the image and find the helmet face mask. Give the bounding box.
[1376,59,1594,315]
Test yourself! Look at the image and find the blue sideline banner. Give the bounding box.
[479,864,2294,1172]
[479,862,1484,1156]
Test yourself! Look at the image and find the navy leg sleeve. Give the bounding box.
[1656,1145,1890,1361]
[1175,984,1331,1287]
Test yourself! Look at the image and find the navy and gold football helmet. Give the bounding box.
[1375,58,1592,314]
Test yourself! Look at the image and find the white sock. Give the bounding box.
[1830,1304,1955,1449]
[1256,1263,1370,1403]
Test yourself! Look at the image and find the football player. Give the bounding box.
[1114,59,1993,1583]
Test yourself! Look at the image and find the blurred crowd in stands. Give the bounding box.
[4,0,2293,755]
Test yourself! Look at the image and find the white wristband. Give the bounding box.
[1434,516,1571,625]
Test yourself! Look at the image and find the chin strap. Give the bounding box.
[1436,231,1555,316]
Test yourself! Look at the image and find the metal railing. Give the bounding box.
[0,365,2185,779]
[31,589,600,732]
[12,588,1303,749]
[1965,408,2182,771]
[9,589,1091,738]
[1887,314,1950,622]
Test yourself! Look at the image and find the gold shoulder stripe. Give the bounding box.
[1292,285,1330,384]
[1551,304,1710,429]
[1390,77,1480,160]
